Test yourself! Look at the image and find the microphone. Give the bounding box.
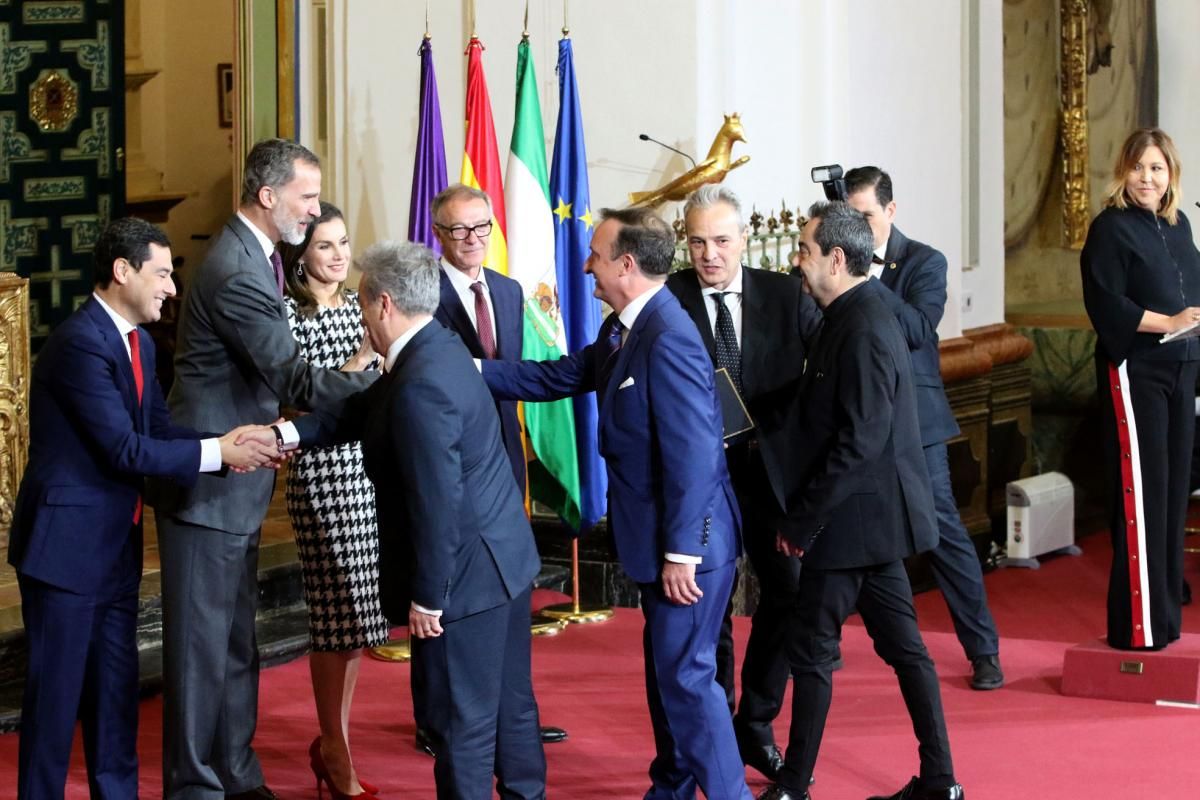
[639,133,697,169]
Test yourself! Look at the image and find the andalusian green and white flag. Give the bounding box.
[505,37,583,530]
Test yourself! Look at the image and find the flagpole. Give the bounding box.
[540,539,614,624]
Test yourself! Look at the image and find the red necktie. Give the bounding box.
[470,282,497,359]
[129,330,144,524]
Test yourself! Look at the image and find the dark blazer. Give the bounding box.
[296,322,540,622]
[483,287,740,584]
[667,266,821,509]
[155,215,374,533]
[434,266,526,493]
[10,298,203,593]
[877,226,959,446]
[781,280,937,569]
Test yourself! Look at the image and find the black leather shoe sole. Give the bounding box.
[540,725,568,743]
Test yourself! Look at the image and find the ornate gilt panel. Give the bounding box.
[0,274,30,548]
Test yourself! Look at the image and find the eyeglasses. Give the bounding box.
[435,221,493,240]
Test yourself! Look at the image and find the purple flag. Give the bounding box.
[407,37,448,253]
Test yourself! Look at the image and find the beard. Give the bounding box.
[273,205,310,246]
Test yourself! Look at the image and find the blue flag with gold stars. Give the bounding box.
[550,35,606,533]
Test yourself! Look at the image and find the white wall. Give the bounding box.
[1158,0,1200,247]
[313,0,1005,334]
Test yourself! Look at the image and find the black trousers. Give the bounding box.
[715,444,801,750]
[776,560,955,794]
[1096,356,1197,650]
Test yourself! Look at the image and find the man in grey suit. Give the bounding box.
[153,139,376,800]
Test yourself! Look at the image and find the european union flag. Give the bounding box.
[550,36,606,533]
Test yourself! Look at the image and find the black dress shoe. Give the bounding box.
[867,776,964,800]
[226,787,278,800]
[415,726,436,757]
[741,742,785,781]
[756,784,810,800]
[969,654,1004,690]
[419,724,566,755]
[540,725,568,743]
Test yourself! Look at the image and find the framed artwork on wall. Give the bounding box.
[217,63,234,128]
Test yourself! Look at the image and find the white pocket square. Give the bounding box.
[618,377,636,389]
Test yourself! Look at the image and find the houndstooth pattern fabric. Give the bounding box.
[285,294,390,651]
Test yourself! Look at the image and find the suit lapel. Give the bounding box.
[485,269,521,361]
[881,226,908,290]
[675,271,717,359]
[438,270,484,357]
[739,268,767,394]
[85,299,143,428]
[601,290,668,411]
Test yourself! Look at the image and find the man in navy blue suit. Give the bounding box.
[8,218,278,799]
[482,207,751,800]
[280,241,546,799]
[846,166,1004,691]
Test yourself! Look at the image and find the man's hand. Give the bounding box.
[775,531,804,558]
[661,561,703,606]
[218,425,278,473]
[409,606,444,639]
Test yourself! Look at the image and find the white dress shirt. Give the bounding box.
[869,237,889,281]
[92,293,222,472]
[441,260,496,339]
[698,267,744,347]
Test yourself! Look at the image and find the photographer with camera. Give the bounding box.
[843,166,1004,692]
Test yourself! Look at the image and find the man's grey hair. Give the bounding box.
[683,184,746,231]
[430,183,493,225]
[806,201,874,277]
[597,207,676,277]
[357,241,440,316]
[240,138,320,205]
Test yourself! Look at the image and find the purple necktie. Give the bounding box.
[269,250,285,297]
[470,282,497,359]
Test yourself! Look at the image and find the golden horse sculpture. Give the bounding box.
[628,113,751,208]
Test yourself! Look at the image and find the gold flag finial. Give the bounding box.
[423,0,430,39]
[562,0,569,37]
[523,0,530,40]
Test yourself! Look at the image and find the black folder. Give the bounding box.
[714,367,754,440]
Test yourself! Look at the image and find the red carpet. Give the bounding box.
[3,533,1199,799]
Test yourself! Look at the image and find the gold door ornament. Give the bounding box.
[28,68,80,133]
[1060,0,1090,250]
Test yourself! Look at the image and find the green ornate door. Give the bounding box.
[1,0,124,349]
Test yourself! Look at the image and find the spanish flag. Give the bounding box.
[461,36,508,275]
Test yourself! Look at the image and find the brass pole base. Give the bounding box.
[531,613,569,636]
[368,637,411,662]
[538,601,614,624]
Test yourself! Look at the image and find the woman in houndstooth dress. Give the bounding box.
[280,202,386,798]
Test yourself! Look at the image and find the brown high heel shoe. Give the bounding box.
[308,737,379,798]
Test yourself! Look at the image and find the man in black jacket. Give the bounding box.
[758,202,962,800]
[846,166,1003,690]
[667,185,820,780]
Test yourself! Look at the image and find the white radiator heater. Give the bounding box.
[1002,472,1081,569]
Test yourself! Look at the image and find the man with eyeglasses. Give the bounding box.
[421,183,567,754]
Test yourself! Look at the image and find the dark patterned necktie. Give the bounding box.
[598,317,625,393]
[269,250,285,297]
[712,291,742,394]
[470,282,497,359]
